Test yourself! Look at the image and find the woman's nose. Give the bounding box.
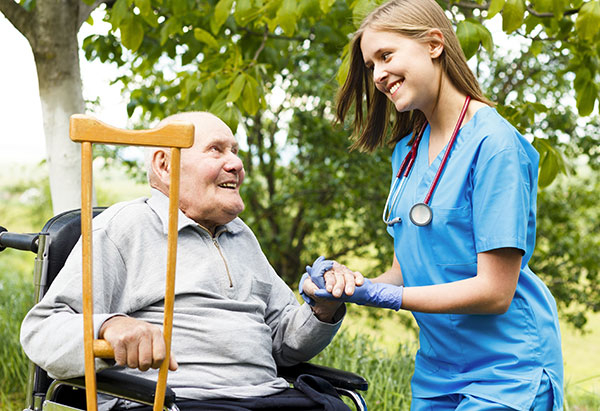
[373,64,387,85]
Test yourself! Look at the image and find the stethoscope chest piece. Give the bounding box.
[409,202,433,226]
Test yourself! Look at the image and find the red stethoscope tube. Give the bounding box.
[383,95,471,226]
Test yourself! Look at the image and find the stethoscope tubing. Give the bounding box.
[383,95,472,226]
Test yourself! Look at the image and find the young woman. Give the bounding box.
[309,0,564,409]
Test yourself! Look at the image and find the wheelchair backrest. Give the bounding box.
[41,208,107,295]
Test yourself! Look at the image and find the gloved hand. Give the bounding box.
[299,256,334,305]
[314,278,403,311]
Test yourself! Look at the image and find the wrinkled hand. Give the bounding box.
[314,278,403,311]
[98,316,178,372]
[299,256,364,305]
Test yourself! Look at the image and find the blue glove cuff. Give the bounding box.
[314,279,403,311]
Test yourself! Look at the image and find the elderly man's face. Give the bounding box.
[178,115,245,230]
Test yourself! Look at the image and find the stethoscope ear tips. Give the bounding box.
[386,217,402,226]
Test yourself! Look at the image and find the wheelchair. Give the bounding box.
[1,207,368,411]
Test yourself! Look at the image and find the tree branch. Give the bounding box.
[526,5,580,18]
[251,25,269,64]
[0,0,30,37]
[443,0,581,19]
[240,26,307,42]
[77,0,108,30]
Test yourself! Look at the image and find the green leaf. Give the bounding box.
[160,17,181,46]
[275,0,298,35]
[477,24,494,54]
[457,19,493,59]
[352,0,377,27]
[530,0,553,13]
[529,41,543,56]
[201,78,219,108]
[457,20,480,60]
[336,45,350,86]
[194,28,219,49]
[576,81,598,116]
[320,0,336,14]
[226,74,247,103]
[538,148,559,188]
[575,1,600,41]
[234,0,255,25]
[211,0,234,34]
[552,0,569,17]
[241,75,260,115]
[110,0,130,29]
[134,0,152,17]
[120,17,144,52]
[533,138,564,188]
[487,0,505,18]
[502,0,526,33]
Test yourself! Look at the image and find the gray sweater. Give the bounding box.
[20,189,343,401]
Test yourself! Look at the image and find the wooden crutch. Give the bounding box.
[69,114,194,411]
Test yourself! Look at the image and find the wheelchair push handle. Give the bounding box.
[0,226,39,253]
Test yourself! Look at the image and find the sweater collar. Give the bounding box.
[146,188,244,236]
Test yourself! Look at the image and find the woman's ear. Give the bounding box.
[428,29,445,59]
[151,148,171,187]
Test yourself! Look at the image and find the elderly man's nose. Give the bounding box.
[225,152,244,172]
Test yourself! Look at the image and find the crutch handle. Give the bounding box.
[93,339,115,359]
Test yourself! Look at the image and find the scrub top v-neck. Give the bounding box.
[386,107,563,410]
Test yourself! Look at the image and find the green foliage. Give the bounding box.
[0,257,33,409]
[531,172,600,329]
[79,0,600,324]
[311,331,415,410]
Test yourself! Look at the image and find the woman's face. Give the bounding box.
[360,28,443,116]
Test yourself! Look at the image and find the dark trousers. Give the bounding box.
[115,375,351,411]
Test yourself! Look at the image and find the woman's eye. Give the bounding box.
[381,52,391,62]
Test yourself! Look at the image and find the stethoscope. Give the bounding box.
[383,95,471,226]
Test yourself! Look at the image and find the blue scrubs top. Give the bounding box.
[387,107,563,410]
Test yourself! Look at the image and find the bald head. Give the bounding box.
[146,112,245,231]
[146,112,229,186]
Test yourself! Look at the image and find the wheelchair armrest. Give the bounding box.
[278,362,368,392]
[52,368,176,407]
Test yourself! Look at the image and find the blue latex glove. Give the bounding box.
[299,256,334,305]
[314,278,403,311]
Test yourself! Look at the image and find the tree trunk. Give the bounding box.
[0,0,100,215]
[32,1,85,215]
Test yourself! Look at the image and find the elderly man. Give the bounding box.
[20,112,360,411]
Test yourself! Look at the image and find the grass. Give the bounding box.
[1,163,600,410]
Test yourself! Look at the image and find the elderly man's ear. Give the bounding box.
[150,149,171,189]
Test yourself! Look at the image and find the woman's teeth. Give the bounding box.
[389,82,401,95]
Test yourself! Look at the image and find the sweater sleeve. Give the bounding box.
[265,267,345,367]
[20,228,129,379]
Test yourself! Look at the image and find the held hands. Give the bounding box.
[98,316,178,372]
[300,256,365,305]
[300,256,403,311]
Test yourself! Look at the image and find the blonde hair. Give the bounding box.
[336,0,492,152]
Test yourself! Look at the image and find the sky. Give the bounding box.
[0,10,127,164]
